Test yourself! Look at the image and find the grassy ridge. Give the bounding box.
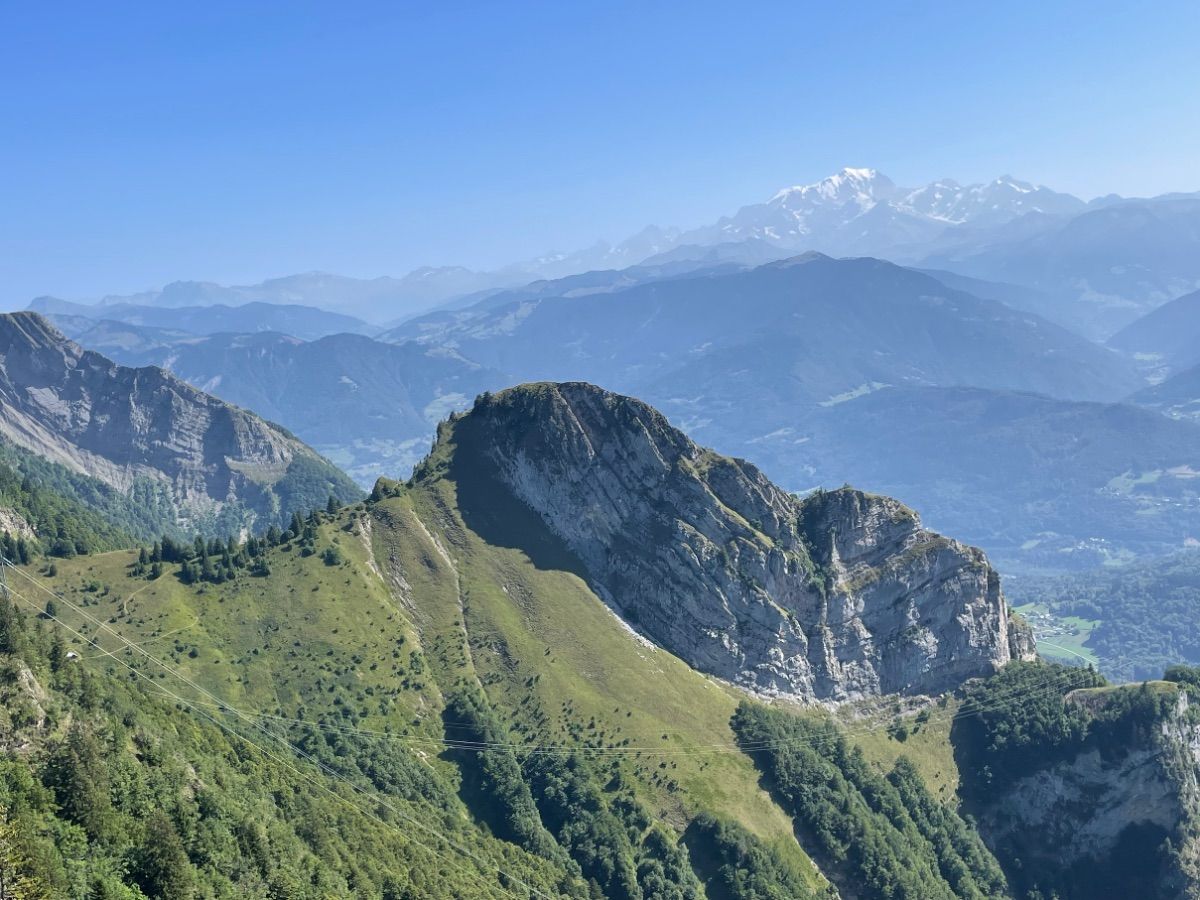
[8,426,1017,898]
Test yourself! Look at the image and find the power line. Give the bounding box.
[1,565,549,900]
[19,558,1109,762]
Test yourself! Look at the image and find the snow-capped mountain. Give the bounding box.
[35,168,1102,325]
[669,168,1085,258]
[899,175,1086,226]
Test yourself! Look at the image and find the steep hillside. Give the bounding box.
[10,464,835,898]
[0,432,202,554]
[13,381,1200,899]
[0,583,589,898]
[1109,288,1200,376]
[0,312,360,535]
[98,330,502,485]
[953,663,1200,900]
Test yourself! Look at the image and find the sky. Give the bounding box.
[3,0,1199,305]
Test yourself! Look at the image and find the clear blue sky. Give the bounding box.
[3,1,1198,304]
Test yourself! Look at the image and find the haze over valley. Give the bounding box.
[4,5,1200,898]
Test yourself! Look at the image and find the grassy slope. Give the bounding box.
[22,431,980,897]
[28,520,831,893]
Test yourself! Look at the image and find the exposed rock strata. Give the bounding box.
[445,381,1035,701]
[0,312,358,530]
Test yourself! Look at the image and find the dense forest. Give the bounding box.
[0,592,594,899]
[731,703,1007,900]
[0,447,142,557]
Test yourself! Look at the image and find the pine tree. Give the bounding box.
[132,812,195,900]
[0,814,49,899]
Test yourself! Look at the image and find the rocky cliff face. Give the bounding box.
[974,689,1200,900]
[0,312,359,532]
[442,382,1034,701]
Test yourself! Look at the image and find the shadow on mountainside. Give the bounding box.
[447,415,591,582]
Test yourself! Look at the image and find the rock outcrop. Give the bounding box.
[440,382,1035,701]
[0,312,359,532]
[971,687,1200,900]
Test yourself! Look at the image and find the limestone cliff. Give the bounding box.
[0,312,359,532]
[968,686,1200,900]
[434,381,1034,701]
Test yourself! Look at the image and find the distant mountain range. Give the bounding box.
[782,386,1200,571]
[30,168,1198,335]
[922,197,1200,338]
[32,296,374,341]
[50,251,1200,571]
[93,330,500,484]
[378,253,1200,570]
[33,269,531,325]
[19,166,1200,571]
[388,252,1138,406]
[669,168,1085,254]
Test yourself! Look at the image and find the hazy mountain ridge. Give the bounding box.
[1133,364,1200,422]
[768,386,1200,571]
[1109,287,1200,374]
[41,269,534,325]
[922,198,1200,337]
[32,296,374,341]
[391,253,1138,403]
[31,166,1184,331]
[80,329,500,485]
[0,312,360,534]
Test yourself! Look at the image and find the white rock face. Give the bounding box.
[976,690,1200,899]
[0,507,36,541]
[454,382,1034,702]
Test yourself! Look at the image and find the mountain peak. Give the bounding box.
[0,310,72,351]
[770,166,897,205]
[430,380,1033,701]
